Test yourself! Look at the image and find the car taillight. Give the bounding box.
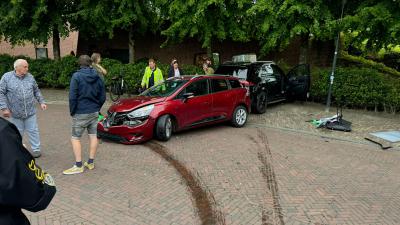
[245,86,250,96]
[239,80,253,96]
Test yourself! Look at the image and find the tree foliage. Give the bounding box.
[0,0,78,60]
[0,0,398,61]
[248,0,399,55]
[248,0,345,54]
[74,0,162,38]
[161,0,254,53]
[342,0,400,52]
[74,0,164,62]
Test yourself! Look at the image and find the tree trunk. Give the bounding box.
[52,27,61,61]
[207,45,212,59]
[299,35,311,64]
[128,27,135,64]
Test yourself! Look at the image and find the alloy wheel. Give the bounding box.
[236,108,247,125]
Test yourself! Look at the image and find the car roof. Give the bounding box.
[220,61,275,66]
[168,75,240,81]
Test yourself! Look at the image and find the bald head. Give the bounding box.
[14,59,29,76]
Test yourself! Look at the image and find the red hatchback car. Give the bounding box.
[97,75,251,144]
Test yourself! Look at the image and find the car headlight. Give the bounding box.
[127,104,154,119]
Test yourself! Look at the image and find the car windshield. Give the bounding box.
[140,79,188,97]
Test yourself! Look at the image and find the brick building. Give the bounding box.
[0,31,78,59]
[78,31,334,67]
[0,31,333,67]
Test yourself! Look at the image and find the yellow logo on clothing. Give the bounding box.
[28,159,44,181]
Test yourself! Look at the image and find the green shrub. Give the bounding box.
[28,58,54,87]
[340,51,400,77]
[310,66,400,112]
[0,54,15,75]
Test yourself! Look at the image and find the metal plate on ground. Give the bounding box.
[370,131,400,143]
[365,131,400,150]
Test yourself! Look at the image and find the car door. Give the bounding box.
[258,64,281,100]
[285,64,311,100]
[269,64,286,99]
[210,78,234,119]
[173,79,212,128]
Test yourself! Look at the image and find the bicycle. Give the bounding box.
[109,70,132,102]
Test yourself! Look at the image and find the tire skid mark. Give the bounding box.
[248,130,285,225]
[261,208,269,225]
[145,142,225,225]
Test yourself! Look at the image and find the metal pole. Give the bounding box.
[325,0,346,112]
[325,33,340,112]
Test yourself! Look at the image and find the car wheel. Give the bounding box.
[231,106,248,127]
[155,115,173,141]
[252,91,267,114]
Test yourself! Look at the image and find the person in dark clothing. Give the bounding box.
[167,59,184,78]
[0,117,56,225]
[63,55,106,175]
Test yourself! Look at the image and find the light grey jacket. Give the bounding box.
[0,71,45,119]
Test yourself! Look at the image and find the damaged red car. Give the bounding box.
[97,75,251,144]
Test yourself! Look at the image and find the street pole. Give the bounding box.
[325,0,346,112]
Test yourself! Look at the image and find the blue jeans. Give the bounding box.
[11,114,41,152]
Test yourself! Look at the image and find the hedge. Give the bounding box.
[311,66,400,113]
[340,51,400,77]
[1,54,400,113]
[0,54,203,89]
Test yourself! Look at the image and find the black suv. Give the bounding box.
[215,61,310,113]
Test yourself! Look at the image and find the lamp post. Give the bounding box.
[325,0,347,112]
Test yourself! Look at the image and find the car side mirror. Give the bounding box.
[182,92,194,102]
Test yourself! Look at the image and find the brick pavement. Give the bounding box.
[19,89,400,224]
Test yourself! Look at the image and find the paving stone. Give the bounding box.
[19,89,400,224]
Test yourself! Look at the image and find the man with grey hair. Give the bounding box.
[63,55,105,175]
[0,59,47,158]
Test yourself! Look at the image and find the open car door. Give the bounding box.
[286,64,310,100]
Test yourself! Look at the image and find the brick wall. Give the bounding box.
[78,32,334,68]
[0,31,79,59]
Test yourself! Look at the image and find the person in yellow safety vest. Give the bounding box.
[141,58,164,89]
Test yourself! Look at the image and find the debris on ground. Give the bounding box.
[366,131,400,150]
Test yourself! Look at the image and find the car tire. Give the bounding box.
[155,114,173,141]
[231,105,248,127]
[252,91,267,114]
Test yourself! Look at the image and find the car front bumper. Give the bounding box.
[97,117,156,144]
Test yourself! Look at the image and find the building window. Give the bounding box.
[35,48,48,59]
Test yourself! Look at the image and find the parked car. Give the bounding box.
[97,75,251,144]
[215,61,310,113]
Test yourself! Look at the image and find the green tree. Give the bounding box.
[161,0,254,57]
[342,0,400,52]
[74,0,164,63]
[248,0,349,62]
[0,0,77,60]
[248,0,399,61]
